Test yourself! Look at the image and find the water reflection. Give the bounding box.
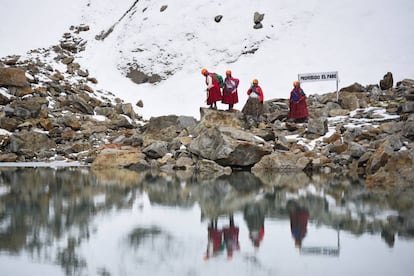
[204,218,223,260]
[288,201,309,249]
[223,214,240,260]
[0,167,413,276]
[244,203,266,249]
[204,215,241,261]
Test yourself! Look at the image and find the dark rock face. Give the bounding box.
[380,72,393,90]
[126,67,162,84]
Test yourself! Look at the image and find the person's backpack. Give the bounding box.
[211,73,224,88]
[216,74,224,88]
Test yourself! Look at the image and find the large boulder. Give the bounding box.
[92,145,149,169]
[192,108,246,134]
[251,151,311,172]
[142,115,197,145]
[188,126,272,167]
[366,149,414,188]
[0,68,29,87]
[380,72,393,90]
[8,131,56,157]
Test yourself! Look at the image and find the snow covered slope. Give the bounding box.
[1,0,414,119]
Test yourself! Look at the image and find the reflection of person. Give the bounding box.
[223,215,240,260]
[290,206,309,248]
[204,218,223,260]
[201,68,222,109]
[244,204,265,249]
[288,81,309,123]
[241,79,264,119]
[222,70,239,111]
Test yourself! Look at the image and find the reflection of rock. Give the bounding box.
[144,176,195,207]
[92,168,147,186]
[1,165,414,269]
[0,167,144,263]
[56,237,86,276]
[193,179,258,219]
[128,226,162,248]
[252,171,311,189]
[195,159,232,180]
[221,171,263,192]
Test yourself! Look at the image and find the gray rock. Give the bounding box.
[143,141,169,159]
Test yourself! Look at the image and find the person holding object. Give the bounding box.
[222,70,239,111]
[288,80,309,123]
[201,68,222,109]
[241,78,264,119]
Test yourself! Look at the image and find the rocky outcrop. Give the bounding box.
[1,27,414,192]
[0,68,29,87]
[0,26,143,162]
[380,72,393,90]
[188,125,273,167]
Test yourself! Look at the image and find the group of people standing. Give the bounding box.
[200,68,309,123]
[201,68,240,111]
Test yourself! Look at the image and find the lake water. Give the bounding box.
[0,166,413,276]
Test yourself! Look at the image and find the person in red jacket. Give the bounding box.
[242,78,264,120]
[288,81,309,123]
[201,68,222,109]
[222,70,239,111]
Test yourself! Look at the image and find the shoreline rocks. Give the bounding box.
[0,27,413,192]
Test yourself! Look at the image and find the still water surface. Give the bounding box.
[0,167,413,276]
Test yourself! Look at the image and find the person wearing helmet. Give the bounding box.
[201,68,222,109]
[288,81,309,123]
[222,70,240,111]
[241,78,264,120]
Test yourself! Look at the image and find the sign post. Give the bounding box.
[298,71,339,101]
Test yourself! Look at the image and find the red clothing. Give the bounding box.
[209,227,223,252]
[249,225,265,248]
[290,209,309,243]
[222,76,239,105]
[223,226,240,257]
[247,85,264,102]
[289,87,309,120]
[206,73,222,105]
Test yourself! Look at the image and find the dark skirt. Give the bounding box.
[242,97,263,117]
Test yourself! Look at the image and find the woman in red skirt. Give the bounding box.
[288,81,309,123]
[201,68,222,109]
[222,70,239,111]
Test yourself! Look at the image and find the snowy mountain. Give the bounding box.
[1,0,414,119]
